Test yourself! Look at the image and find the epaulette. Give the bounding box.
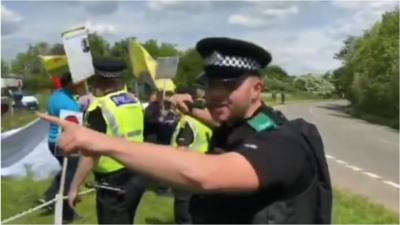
[247,112,278,132]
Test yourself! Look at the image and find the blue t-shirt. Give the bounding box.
[47,88,80,143]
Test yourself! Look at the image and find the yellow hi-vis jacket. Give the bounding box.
[171,115,212,153]
[85,89,144,174]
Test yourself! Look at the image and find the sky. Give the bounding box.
[1,0,398,75]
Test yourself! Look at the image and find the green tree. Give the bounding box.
[175,48,203,88]
[333,9,399,124]
[294,75,335,98]
[2,60,11,76]
[88,33,111,59]
[262,65,289,80]
[110,38,135,85]
[260,65,293,92]
[49,43,65,55]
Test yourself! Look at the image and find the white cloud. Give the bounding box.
[237,27,343,75]
[331,0,365,10]
[262,5,299,17]
[1,1,396,74]
[1,4,22,35]
[85,21,116,35]
[328,0,398,39]
[147,0,185,11]
[82,2,119,15]
[228,4,299,28]
[228,14,267,27]
[1,4,21,21]
[332,0,397,11]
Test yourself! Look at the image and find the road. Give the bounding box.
[275,100,399,212]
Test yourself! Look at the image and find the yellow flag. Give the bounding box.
[128,39,158,79]
[39,55,68,72]
[155,78,176,92]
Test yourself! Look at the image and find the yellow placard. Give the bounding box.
[39,55,68,72]
[155,78,176,92]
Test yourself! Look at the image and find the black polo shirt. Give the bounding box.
[189,104,314,223]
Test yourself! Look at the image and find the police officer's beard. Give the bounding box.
[207,100,248,124]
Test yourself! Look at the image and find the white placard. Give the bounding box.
[156,56,179,79]
[56,110,83,156]
[62,27,95,83]
[59,109,83,124]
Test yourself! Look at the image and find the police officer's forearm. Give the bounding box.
[70,155,96,190]
[105,138,260,193]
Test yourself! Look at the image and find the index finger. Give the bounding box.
[36,112,69,128]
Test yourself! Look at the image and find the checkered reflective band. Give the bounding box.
[205,51,261,70]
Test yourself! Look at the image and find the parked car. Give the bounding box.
[12,90,40,110]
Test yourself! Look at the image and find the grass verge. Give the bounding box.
[1,177,398,224]
[1,92,49,132]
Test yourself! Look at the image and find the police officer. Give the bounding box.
[67,58,146,224]
[171,86,212,224]
[39,37,332,224]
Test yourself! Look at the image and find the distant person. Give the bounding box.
[272,92,276,101]
[40,72,81,223]
[281,92,285,104]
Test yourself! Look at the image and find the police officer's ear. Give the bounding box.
[250,76,264,99]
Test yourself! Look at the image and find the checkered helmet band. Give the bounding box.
[205,51,261,70]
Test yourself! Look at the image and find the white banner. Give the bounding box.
[156,56,179,79]
[62,27,94,84]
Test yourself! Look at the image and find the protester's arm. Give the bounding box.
[38,113,260,193]
[191,107,219,128]
[170,94,219,128]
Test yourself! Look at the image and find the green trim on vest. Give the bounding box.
[247,112,277,132]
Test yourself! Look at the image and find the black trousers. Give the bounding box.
[173,189,192,224]
[43,142,79,220]
[94,169,146,224]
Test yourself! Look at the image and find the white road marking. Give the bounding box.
[383,181,400,189]
[335,159,348,166]
[325,154,335,160]
[326,154,399,189]
[345,165,362,172]
[363,172,381,179]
